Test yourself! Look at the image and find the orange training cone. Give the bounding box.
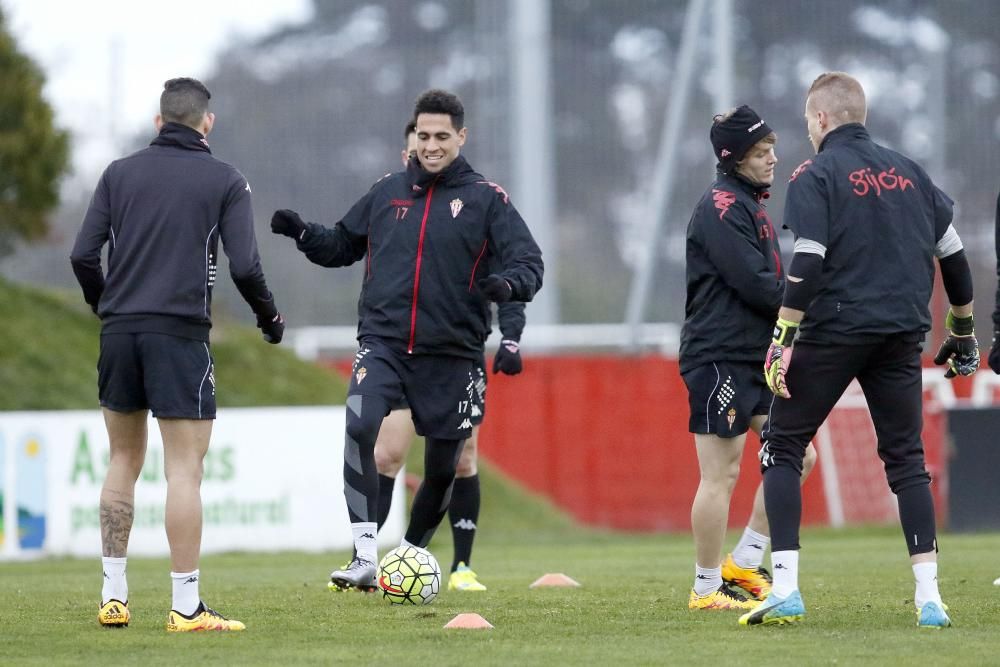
[529,573,581,588]
[444,613,494,629]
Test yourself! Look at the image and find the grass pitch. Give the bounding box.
[3,526,999,666]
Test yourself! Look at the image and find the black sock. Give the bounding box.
[763,465,802,552]
[448,474,480,572]
[897,482,937,555]
[376,473,396,530]
[404,437,463,548]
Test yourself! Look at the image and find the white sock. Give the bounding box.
[770,550,799,598]
[170,569,201,616]
[693,565,722,596]
[352,522,378,563]
[913,562,942,609]
[101,556,127,604]
[732,528,770,569]
[400,537,416,549]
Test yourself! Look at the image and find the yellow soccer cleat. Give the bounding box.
[448,563,487,592]
[722,553,772,601]
[688,584,756,611]
[166,602,245,632]
[98,599,130,628]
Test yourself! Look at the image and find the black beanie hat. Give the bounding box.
[710,105,772,173]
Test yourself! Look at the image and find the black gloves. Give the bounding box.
[933,310,979,378]
[271,209,307,240]
[989,330,1000,374]
[257,312,285,344]
[493,339,522,375]
[478,274,512,303]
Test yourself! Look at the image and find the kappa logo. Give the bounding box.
[450,198,464,218]
[356,367,368,384]
[477,180,510,203]
[453,518,477,531]
[360,532,375,539]
[458,418,473,429]
[720,148,731,158]
[788,159,813,183]
[712,189,737,220]
[185,576,199,584]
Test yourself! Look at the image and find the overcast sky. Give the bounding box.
[3,0,312,186]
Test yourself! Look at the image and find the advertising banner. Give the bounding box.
[0,407,405,558]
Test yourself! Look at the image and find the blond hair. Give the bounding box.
[806,72,867,125]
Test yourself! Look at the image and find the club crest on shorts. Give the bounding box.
[355,367,367,384]
[727,407,736,428]
[450,198,464,218]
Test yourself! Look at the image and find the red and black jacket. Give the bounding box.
[680,173,784,374]
[295,155,542,359]
[783,123,954,344]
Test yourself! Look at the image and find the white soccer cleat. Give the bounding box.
[329,557,377,592]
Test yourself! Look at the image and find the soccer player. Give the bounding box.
[71,77,284,632]
[366,121,527,593]
[681,105,817,611]
[744,71,977,629]
[270,89,543,591]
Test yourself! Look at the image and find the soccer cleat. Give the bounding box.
[98,599,130,628]
[166,601,245,632]
[722,553,772,601]
[448,563,487,592]
[329,557,377,592]
[739,589,805,626]
[688,584,756,610]
[917,601,951,629]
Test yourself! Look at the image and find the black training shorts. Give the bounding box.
[349,338,479,439]
[681,360,771,436]
[98,332,216,419]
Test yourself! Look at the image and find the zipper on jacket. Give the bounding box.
[408,182,436,353]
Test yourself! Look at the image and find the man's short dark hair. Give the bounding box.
[404,119,417,139]
[160,77,212,128]
[413,89,464,130]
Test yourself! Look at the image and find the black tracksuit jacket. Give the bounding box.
[679,173,784,374]
[295,155,542,359]
[783,123,954,344]
[70,123,276,341]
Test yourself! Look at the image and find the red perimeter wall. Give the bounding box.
[328,355,950,532]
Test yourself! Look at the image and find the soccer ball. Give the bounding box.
[376,545,441,605]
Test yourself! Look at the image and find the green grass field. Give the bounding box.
[3,525,999,665]
[3,278,999,664]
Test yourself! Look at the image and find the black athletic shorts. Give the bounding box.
[350,338,480,439]
[386,355,487,427]
[681,360,771,436]
[98,332,216,419]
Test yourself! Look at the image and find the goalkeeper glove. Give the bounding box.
[933,310,979,378]
[764,317,798,398]
[989,329,1000,375]
[493,339,523,375]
